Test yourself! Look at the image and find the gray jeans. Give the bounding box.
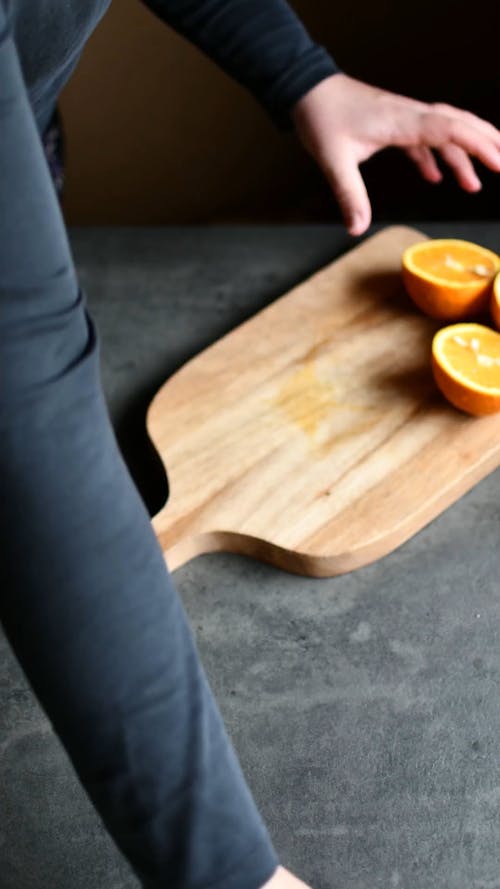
[0,15,278,889]
[42,106,65,198]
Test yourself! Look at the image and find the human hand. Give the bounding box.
[291,72,500,237]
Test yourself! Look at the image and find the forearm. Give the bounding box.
[140,0,339,126]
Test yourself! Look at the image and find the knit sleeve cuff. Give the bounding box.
[259,44,341,130]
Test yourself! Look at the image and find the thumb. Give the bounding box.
[321,146,372,236]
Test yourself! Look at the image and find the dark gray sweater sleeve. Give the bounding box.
[140,0,340,126]
[0,6,280,889]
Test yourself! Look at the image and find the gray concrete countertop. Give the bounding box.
[1,223,499,889]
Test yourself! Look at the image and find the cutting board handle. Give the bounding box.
[151,502,274,573]
[151,503,365,578]
[151,506,220,571]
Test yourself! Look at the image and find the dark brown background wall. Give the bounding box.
[59,0,499,224]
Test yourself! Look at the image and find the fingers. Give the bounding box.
[406,143,484,191]
[438,144,482,191]
[321,145,372,236]
[432,102,500,149]
[420,110,500,172]
[392,98,500,179]
[405,146,443,183]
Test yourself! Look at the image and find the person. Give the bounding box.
[0,3,498,889]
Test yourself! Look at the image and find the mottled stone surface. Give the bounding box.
[1,224,499,889]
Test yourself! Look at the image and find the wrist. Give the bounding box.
[290,71,348,127]
[264,49,340,131]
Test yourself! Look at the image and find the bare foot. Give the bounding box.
[260,865,312,889]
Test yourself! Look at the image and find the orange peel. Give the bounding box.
[491,272,500,331]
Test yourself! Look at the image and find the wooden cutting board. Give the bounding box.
[147,225,500,577]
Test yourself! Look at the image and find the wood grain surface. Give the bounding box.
[147,225,500,577]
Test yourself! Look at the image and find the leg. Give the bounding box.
[0,11,278,889]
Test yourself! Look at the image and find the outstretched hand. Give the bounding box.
[291,73,500,237]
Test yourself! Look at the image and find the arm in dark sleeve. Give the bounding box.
[140,0,340,127]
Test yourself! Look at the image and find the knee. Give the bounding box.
[0,288,101,424]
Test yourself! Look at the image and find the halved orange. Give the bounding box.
[432,323,500,415]
[402,239,499,321]
[492,272,500,331]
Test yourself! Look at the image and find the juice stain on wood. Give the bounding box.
[270,358,381,457]
[271,360,337,439]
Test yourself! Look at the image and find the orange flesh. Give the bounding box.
[440,330,500,389]
[413,244,497,283]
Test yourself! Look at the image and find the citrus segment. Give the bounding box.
[402,239,500,321]
[431,323,500,415]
